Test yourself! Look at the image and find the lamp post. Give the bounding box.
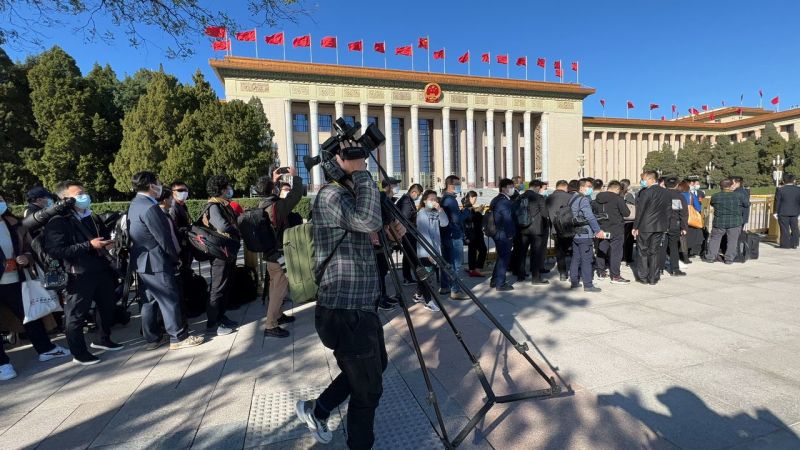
[576,155,586,178]
[705,162,715,189]
[772,154,785,187]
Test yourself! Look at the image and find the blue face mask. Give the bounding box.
[454,185,462,194]
[640,179,648,188]
[0,202,7,216]
[45,198,54,208]
[224,187,234,199]
[74,194,92,210]
[585,187,594,197]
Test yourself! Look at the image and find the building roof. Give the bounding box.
[674,106,771,122]
[210,56,596,100]
[584,107,800,132]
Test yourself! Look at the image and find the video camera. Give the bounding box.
[303,117,385,179]
[22,197,76,233]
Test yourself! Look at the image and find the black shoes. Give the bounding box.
[531,278,550,285]
[559,274,569,281]
[669,270,687,277]
[584,286,602,293]
[90,339,123,352]
[220,316,239,329]
[73,353,100,366]
[264,327,290,338]
[277,314,296,325]
[496,283,514,292]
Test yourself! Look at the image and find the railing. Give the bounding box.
[702,195,779,240]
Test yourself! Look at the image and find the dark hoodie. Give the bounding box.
[591,191,630,235]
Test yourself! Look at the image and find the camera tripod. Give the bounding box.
[368,155,570,449]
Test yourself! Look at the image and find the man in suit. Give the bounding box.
[546,180,574,281]
[632,170,671,285]
[128,171,204,351]
[490,178,517,291]
[515,180,549,285]
[775,173,800,249]
[664,176,689,276]
[731,176,751,229]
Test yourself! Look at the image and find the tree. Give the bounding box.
[115,69,155,113]
[755,123,788,187]
[710,135,736,184]
[675,139,712,179]
[0,46,39,201]
[732,140,760,186]
[642,143,679,177]
[785,133,800,176]
[1,1,303,59]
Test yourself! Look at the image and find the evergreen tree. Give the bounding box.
[784,133,800,176]
[161,107,214,193]
[676,139,713,179]
[643,143,679,176]
[710,135,736,184]
[732,140,760,186]
[115,69,155,113]
[755,123,788,186]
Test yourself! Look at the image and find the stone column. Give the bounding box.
[359,102,370,172]
[625,132,632,181]
[410,105,419,184]
[486,109,496,187]
[541,112,550,180]
[600,131,608,180]
[466,108,476,187]
[309,100,321,189]
[612,131,620,180]
[658,132,665,150]
[284,99,295,167]
[384,104,393,177]
[587,130,595,177]
[335,101,344,121]
[442,107,451,176]
[523,111,532,181]
[505,110,514,178]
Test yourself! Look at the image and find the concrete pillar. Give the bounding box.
[486,109,496,187]
[505,110,514,179]
[600,131,608,180]
[625,132,632,181]
[587,130,595,177]
[384,104,393,177]
[359,102,370,172]
[410,105,419,183]
[612,131,620,180]
[523,111,532,181]
[309,100,321,189]
[284,99,295,167]
[335,101,344,120]
[466,108,476,187]
[442,107,451,176]
[658,132,665,150]
[541,112,550,181]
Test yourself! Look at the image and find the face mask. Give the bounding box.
[175,191,189,202]
[505,188,515,196]
[425,200,436,210]
[640,179,648,188]
[0,202,6,216]
[74,194,92,210]
[45,198,54,208]
[585,187,594,197]
[152,184,163,198]
[225,188,234,199]
[454,185,462,194]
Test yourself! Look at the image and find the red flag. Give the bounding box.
[265,32,284,45]
[701,105,709,111]
[374,42,386,53]
[235,30,256,42]
[433,49,445,60]
[320,36,337,48]
[293,35,311,47]
[347,40,363,51]
[661,116,666,121]
[690,107,700,115]
[649,103,659,110]
[212,40,230,51]
[554,61,562,70]
[516,56,527,66]
[737,107,743,115]
[771,96,780,105]
[709,112,716,120]
[759,89,763,98]
[571,61,579,71]
[205,26,226,38]
[600,99,606,108]
[418,37,429,49]
[497,55,508,64]
[395,45,412,56]
[627,101,635,109]
[671,104,677,113]
[458,51,470,63]
[480,53,489,63]
[555,68,563,78]
[536,57,546,68]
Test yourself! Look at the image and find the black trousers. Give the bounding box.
[314,307,388,450]
[401,236,416,282]
[0,282,55,365]
[595,234,623,278]
[467,236,487,270]
[139,271,188,343]
[666,230,681,272]
[510,233,524,277]
[64,271,116,356]
[778,216,800,249]
[554,235,573,276]
[207,258,234,328]
[375,248,389,298]
[622,222,635,263]
[516,233,547,279]
[636,232,665,283]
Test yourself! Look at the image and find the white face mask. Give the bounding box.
[175,191,189,202]
[152,184,163,198]
[505,187,515,196]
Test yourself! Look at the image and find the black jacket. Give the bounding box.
[592,191,630,235]
[546,189,573,229]
[44,213,112,275]
[518,190,548,236]
[734,187,751,224]
[395,193,418,225]
[169,201,191,230]
[667,189,689,233]
[633,185,671,233]
[775,184,800,217]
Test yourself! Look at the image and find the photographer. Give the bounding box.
[255,168,303,338]
[129,172,204,351]
[295,149,386,448]
[43,181,123,365]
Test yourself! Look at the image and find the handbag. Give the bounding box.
[42,258,68,290]
[688,204,703,229]
[21,267,63,324]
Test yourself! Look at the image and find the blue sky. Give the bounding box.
[5,0,799,118]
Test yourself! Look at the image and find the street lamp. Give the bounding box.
[705,162,715,189]
[772,154,785,187]
[576,155,586,178]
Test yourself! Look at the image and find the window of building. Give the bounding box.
[781,124,795,134]
[419,119,435,184]
[318,114,332,132]
[368,116,379,128]
[392,118,406,183]
[344,116,356,127]
[293,114,308,132]
[730,134,738,142]
[450,119,460,175]
[294,144,311,184]
[501,122,505,137]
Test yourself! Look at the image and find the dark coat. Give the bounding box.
[633,185,671,233]
[546,189,573,230]
[667,189,689,233]
[129,194,179,275]
[490,193,516,241]
[775,184,800,217]
[734,187,751,224]
[395,193,418,225]
[592,191,630,235]
[518,190,548,236]
[44,212,111,275]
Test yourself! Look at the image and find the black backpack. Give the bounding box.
[187,204,241,262]
[553,196,588,238]
[482,209,497,238]
[514,196,532,228]
[227,266,258,309]
[238,203,277,255]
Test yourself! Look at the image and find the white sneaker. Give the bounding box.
[39,345,71,362]
[424,301,440,312]
[679,261,688,270]
[296,400,333,444]
[412,292,424,303]
[0,363,17,381]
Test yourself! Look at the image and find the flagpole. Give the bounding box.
[254,29,259,58]
[626,103,629,119]
[443,47,446,74]
[506,55,509,79]
[543,61,546,82]
[384,41,387,69]
[282,31,286,60]
[468,51,471,75]
[427,35,430,72]
[361,40,364,67]
[488,51,491,78]
[309,33,313,62]
[649,109,652,120]
[412,46,414,71]
[525,56,528,80]
[335,36,339,64]
[576,64,579,84]
[560,60,563,83]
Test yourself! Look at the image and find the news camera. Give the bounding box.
[303,117,385,179]
[21,197,76,233]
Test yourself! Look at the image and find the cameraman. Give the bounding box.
[256,167,303,338]
[44,181,123,365]
[295,151,386,448]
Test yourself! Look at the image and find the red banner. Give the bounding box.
[497,55,508,64]
[433,49,445,60]
[458,51,469,63]
[235,30,256,42]
[395,45,412,56]
[627,101,635,109]
[265,32,284,45]
[212,40,230,51]
[536,57,545,68]
[516,56,527,66]
[292,35,311,47]
[481,53,490,63]
[374,42,386,53]
[348,40,363,51]
[320,36,337,48]
[571,61,579,71]
[205,26,226,38]
[418,37,429,49]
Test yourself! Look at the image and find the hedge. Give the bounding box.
[10,197,312,222]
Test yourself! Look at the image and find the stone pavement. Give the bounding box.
[1,244,800,449]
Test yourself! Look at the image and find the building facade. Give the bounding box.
[211,57,594,190]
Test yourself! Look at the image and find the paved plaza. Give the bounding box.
[1,244,799,449]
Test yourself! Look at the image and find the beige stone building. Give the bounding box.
[210,57,594,190]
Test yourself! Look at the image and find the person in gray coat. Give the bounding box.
[128,171,204,351]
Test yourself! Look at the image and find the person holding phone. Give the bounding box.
[44,180,123,365]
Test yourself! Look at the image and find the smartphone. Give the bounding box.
[277,167,290,174]
[604,232,612,239]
